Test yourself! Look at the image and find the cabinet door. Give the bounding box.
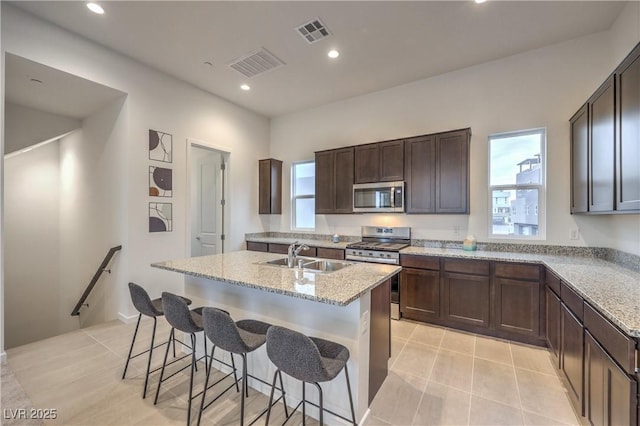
[585,331,638,426]
[442,272,490,328]
[379,140,404,182]
[494,277,540,337]
[315,151,335,214]
[589,76,615,212]
[436,129,470,213]
[546,286,561,366]
[400,268,440,322]
[570,104,589,213]
[561,303,584,415]
[334,147,354,213]
[354,143,379,183]
[616,43,640,211]
[259,159,282,214]
[405,135,436,213]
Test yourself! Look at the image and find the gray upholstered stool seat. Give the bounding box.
[122,282,192,398]
[265,326,357,426]
[197,308,288,426]
[154,292,212,426]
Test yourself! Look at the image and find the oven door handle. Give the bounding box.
[346,255,399,265]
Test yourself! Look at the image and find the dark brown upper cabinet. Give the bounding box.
[616,42,640,212]
[258,158,282,214]
[570,104,589,214]
[405,129,470,214]
[315,147,354,214]
[570,42,640,214]
[354,140,404,183]
[588,75,615,213]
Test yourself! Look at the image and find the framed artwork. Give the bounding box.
[149,166,172,197]
[149,129,172,163]
[149,202,172,232]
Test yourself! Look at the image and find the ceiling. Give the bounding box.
[5,53,126,120]
[10,1,626,118]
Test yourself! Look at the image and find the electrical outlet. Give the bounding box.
[570,228,580,240]
[453,226,461,237]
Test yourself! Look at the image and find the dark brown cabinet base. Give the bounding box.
[442,272,490,328]
[400,268,440,322]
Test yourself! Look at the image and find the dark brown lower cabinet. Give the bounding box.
[545,286,561,365]
[246,241,268,252]
[561,303,584,415]
[585,331,637,426]
[442,272,490,328]
[493,277,540,337]
[400,268,440,322]
[369,278,391,404]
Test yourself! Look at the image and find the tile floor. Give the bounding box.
[2,318,580,425]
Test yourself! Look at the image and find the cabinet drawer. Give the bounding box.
[545,269,561,295]
[400,254,439,270]
[584,303,636,375]
[443,258,489,276]
[561,282,584,322]
[316,247,345,260]
[268,243,289,254]
[246,241,268,252]
[494,262,540,281]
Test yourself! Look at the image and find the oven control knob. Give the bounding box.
[358,251,363,255]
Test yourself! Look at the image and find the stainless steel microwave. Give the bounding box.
[353,181,405,213]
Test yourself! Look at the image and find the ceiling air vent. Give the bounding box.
[228,47,285,78]
[295,18,331,44]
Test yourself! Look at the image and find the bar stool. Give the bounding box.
[154,292,210,426]
[197,308,288,426]
[264,326,357,426]
[122,282,192,398]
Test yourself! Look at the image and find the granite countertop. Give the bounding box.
[401,247,640,338]
[152,250,400,306]
[246,236,352,250]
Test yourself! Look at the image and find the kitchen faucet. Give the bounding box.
[287,241,310,268]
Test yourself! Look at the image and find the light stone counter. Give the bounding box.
[152,250,400,306]
[245,236,352,250]
[401,246,640,338]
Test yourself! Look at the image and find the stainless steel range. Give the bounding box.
[346,226,410,320]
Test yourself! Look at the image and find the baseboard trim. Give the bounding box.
[359,408,371,425]
[118,312,138,324]
[0,351,7,364]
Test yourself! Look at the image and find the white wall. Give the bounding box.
[4,102,80,154]
[4,141,62,348]
[1,3,270,353]
[271,14,640,255]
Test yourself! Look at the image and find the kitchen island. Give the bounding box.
[152,250,400,423]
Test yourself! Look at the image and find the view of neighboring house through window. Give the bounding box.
[489,128,546,239]
[292,161,315,230]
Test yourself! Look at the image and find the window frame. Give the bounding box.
[291,160,316,232]
[488,128,546,240]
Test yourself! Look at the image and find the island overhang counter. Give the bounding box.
[152,250,400,423]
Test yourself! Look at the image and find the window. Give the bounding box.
[291,161,315,230]
[489,128,545,239]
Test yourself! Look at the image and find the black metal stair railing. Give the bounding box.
[70,245,122,316]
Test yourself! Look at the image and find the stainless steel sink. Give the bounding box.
[259,257,354,273]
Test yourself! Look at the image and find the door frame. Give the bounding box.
[185,138,231,257]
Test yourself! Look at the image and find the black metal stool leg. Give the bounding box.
[122,313,142,379]
[154,327,174,405]
[231,354,240,392]
[197,346,216,426]
[278,369,289,417]
[344,365,357,425]
[204,334,208,373]
[264,369,279,426]
[302,381,306,426]
[311,382,323,426]
[240,354,248,426]
[187,333,196,426]
[142,317,157,398]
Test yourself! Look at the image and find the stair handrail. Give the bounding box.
[71,245,122,316]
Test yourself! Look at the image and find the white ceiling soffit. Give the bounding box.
[5,53,126,119]
[8,1,628,118]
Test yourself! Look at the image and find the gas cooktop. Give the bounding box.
[346,241,409,252]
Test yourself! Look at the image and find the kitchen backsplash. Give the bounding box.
[246,232,640,273]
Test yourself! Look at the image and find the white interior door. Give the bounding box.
[191,146,224,256]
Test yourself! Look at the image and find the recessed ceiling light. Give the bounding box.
[474,0,487,3]
[328,49,340,59]
[240,84,251,91]
[86,2,104,14]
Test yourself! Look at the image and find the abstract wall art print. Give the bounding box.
[149,129,172,163]
[149,166,172,197]
[149,202,172,232]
